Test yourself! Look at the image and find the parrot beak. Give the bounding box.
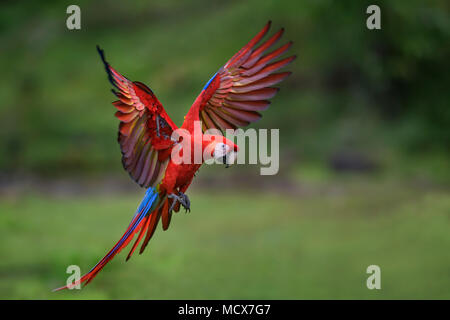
[222,154,228,168]
[225,150,237,167]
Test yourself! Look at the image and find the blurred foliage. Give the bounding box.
[0,0,449,179]
[1,179,449,299]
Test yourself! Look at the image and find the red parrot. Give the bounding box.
[54,21,295,290]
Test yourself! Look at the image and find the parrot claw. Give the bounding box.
[180,192,191,213]
[168,192,190,213]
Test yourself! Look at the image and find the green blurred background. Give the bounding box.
[0,0,449,299]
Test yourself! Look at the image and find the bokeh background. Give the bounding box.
[1,0,449,299]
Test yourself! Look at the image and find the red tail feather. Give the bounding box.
[53,189,160,291]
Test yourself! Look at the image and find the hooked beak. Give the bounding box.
[222,155,228,168]
[223,150,237,168]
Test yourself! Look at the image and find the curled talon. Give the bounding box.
[178,192,190,213]
[168,192,190,213]
[179,192,191,212]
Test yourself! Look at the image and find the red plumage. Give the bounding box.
[55,21,294,290]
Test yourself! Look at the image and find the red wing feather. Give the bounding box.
[97,46,177,188]
[186,21,295,134]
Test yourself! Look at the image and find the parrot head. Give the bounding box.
[203,135,239,167]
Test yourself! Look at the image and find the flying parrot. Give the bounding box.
[54,21,295,290]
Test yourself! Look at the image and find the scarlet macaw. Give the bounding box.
[55,21,295,290]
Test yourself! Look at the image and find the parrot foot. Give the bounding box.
[168,192,190,213]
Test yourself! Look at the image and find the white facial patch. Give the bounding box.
[214,142,229,159]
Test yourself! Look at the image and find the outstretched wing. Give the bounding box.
[97,46,177,188]
[186,21,295,133]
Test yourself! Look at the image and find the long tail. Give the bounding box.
[53,188,165,291]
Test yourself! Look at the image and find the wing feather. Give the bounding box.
[188,21,295,134]
[97,46,176,188]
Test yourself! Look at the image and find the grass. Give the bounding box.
[0,177,449,299]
